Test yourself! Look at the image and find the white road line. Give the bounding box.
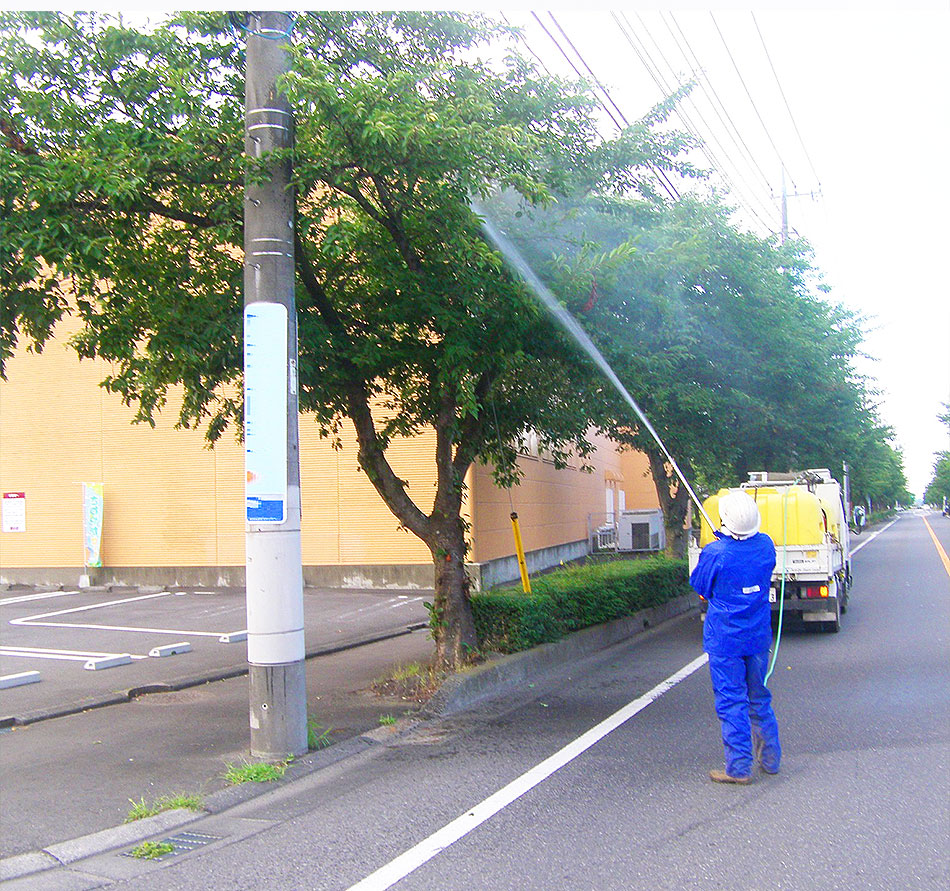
[347,653,710,891]
[0,590,80,606]
[851,517,899,556]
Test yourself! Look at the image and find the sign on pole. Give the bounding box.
[244,302,289,524]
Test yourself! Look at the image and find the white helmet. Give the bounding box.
[718,491,761,540]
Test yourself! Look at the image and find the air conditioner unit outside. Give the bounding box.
[618,509,665,552]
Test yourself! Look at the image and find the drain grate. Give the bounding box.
[124,831,222,860]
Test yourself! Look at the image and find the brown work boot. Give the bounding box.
[709,768,753,785]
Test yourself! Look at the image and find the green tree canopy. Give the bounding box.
[491,192,903,549]
[0,10,696,666]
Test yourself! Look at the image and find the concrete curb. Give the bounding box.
[0,594,698,882]
[423,592,700,718]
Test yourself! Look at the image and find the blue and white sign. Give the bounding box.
[244,302,288,524]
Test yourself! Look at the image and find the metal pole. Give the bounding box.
[243,10,307,759]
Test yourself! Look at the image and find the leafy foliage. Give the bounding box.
[0,11,695,668]
[472,556,690,653]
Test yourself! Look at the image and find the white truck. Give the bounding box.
[689,468,852,633]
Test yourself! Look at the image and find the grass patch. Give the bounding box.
[124,794,203,823]
[307,717,333,751]
[378,714,397,726]
[129,840,175,860]
[223,758,290,785]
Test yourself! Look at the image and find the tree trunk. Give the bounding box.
[429,517,478,669]
[646,448,692,559]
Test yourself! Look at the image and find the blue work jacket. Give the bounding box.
[690,532,777,656]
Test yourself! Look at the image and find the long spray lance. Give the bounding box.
[471,199,716,533]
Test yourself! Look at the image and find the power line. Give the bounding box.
[611,11,775,233]
[628,11,779,231]
[530,11,681,201]
[751,12,822,187]
[710,11,797,190]
[664,11,775,194]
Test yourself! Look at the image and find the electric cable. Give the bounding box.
[668,11,775,195]
[752,12,822,188]
[657,11,780,223]
[613,11,776,233]
[710,12,797,190]
[531,11,680,202]
[627,9,777,229]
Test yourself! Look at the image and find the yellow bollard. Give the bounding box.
[510,512,532,594]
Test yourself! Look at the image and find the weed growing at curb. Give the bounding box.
[307,716,333,750]
[223,758,290,785]
[129,840,175,860]
[125,794,203,823]
[373,661,445,702]
[378,714,397,726]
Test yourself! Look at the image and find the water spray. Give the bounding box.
[471,199,716,533]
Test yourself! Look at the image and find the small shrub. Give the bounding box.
[472,556,690,654]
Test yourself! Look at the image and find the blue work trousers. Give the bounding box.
[708,650,781,777]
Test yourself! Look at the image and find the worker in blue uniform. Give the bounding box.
[690,490,782,784]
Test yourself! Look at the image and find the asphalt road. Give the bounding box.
[21,511,950,890]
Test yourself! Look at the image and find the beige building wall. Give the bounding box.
[1,320,659,587]
[468,432,659,564]
[0,320,434,580]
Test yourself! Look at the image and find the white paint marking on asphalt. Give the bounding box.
[9,591,242,638]
[0,670,42,688]
[0,650,88,663]
[0,645,149,663]
[9,591,171,624]
[851,518,899,556]
[346,652,710,891]
[0,590,80,606]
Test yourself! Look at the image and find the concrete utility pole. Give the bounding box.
[243,11,307,759]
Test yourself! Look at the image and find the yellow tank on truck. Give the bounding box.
[698,486,825,547]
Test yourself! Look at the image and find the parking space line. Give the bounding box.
[0,646,148,662]
[9,591,246,640]
[0,590,80,606]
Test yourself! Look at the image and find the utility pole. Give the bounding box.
[779,166,821,244]
[243,11,307,759]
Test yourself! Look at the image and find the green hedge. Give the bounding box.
[471,556,690,654]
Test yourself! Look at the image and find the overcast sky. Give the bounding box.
[13,3,950,496]
[498,3,950,499]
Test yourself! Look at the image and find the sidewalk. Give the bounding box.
[0,590,699,885]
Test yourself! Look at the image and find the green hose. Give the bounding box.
[764,489,788,686]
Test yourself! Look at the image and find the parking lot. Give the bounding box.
[0,585,430,724]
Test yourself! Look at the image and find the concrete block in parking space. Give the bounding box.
[148,642,192,657]
[83,654,133,671]
[0,671,41,689]
[219,631,247,643]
